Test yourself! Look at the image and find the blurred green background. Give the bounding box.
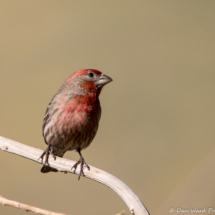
[0,1,215,215]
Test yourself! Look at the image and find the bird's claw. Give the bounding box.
[38,145,56,166]
[71,158,90,180]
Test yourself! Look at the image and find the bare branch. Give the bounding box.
[115,210,126,215]
[0,136,150,215]
[0,195,67,215]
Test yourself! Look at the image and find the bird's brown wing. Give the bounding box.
[42,100,53,145]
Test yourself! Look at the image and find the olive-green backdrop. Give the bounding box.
[0,1,215,215]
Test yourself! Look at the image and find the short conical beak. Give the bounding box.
[97,74,113,87]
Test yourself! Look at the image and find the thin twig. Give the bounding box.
[115,210,126,215]
[0,136,150,215]
[0,195,67,215]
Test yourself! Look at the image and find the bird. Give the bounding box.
[38,69,112,180]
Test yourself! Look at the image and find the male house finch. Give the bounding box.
[39,69,112,180]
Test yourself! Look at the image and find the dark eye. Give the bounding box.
[88,72,94,77]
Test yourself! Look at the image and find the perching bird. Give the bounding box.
[38,69,112,179]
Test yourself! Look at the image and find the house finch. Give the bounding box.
[38,69,112,180]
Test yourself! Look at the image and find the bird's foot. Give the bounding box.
[38,145,56,166]
[71,157,90,180]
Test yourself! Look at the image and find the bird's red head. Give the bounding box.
[71,69,103,78]
[65,69,112,96]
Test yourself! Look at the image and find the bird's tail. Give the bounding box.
[41,165,58,173]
